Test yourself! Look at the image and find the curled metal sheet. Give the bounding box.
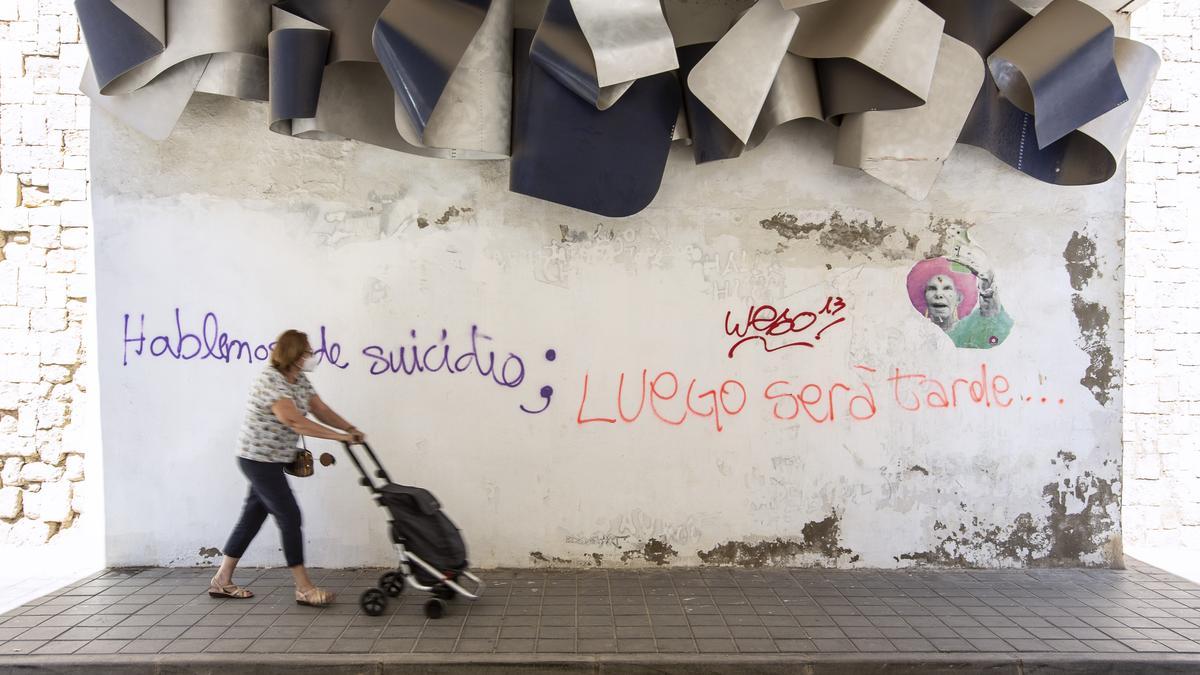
[790,0,945,119]
[571,0,679,97]
[80,0,270,95]
[267,5,330,132]
[686,0,799,144]
[511,30,681,216]
[77,0,271,135]
[747,52,822,149]
[661,0,753,48]
[388,0,513,158]
[372,0,491,137]
[924,0,1157,186]
[987,0,1127,148]
[835,34,983,200]
[529,0,675,110]
[75,0,165,92]
[80,55,208,140]
[76,0,1161,216]
[678,43,744,165]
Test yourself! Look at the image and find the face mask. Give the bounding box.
[300,355,319,372]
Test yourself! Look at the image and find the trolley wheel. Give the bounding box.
[380,571,404,597]
[431,583,456,601]
[423,598,445,619]
[360,588,387,616]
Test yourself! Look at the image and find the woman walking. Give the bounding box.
[209,329,364,607]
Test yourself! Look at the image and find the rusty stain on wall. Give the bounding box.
[758,212,824,240]
[758,211,920,261]
[1063,231,1100,292]
[696,513,852,567]
[1062,231,1118,406]
[434,206,473,226]
[1071,296,1117,406]
[620,538,679,566]
[923,217,973,259]
[529,551,570,565]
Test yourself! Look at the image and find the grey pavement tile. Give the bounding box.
[495,638,536,652]
[1139,628,1186,640]
[76,615,124,628]
[730,626,769,639]
[814,638,857,652]
[205,637,254,652]
[74,640,129,654]
[807,627,848,639]
[931,638,976,652]
[299,625,344,639]
[453,638,494,653]
[1163,640,1200,653]
[880,626,922,639]
[119,639,172,654]
[539,626,575,639]
[891,638,936,652]
[31,640,87,655]
[117,615,161,627]
[161,639,213,653]
[537,638,576,652]
[16,626,68,641]
[851,638,895,652]
[735,638,778,653]
[289,637,333,652]
[99,625,148,640]
[578,638,617,652]
[220,625,267,639]
[412,638,455,653]
[373,638,416,653]
[245,637,296,652]
[139,625,187,640]
[1121,639,1174,652]
[382,625,422,638]
[1027,626,1072,640]
[1083,639,1133,653]
[617,638,656,652]
[775,638,817,652]
[968,638,1015,651]
[260,625,304,639]
[1045,639,1093,652]
[37,615,85,627]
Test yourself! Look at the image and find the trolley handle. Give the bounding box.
[342,441,392,490]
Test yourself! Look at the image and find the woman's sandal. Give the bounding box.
[295,586,335,607]
[208,576,254,599]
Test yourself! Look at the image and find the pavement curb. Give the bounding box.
[3,652,1200,674]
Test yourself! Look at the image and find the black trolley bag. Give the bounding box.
[342,442,483,619]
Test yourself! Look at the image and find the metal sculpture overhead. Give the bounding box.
[76,0,1159,217]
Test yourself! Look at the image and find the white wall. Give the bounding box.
[1124,0,1200,553]
[92,89,1126,569]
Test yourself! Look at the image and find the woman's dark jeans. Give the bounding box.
[223,457,304,567]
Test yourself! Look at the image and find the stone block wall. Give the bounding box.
[0,0,91,547]
[1124,0,1200,551]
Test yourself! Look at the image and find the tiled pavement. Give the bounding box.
[1,559,1200,672]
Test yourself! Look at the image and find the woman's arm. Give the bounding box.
[272,398,352,442]
[308,395,356,434]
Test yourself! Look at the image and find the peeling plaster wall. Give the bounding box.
[92,88,1127,569]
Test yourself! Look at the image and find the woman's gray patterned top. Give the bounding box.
[237,365,316,463]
